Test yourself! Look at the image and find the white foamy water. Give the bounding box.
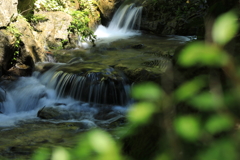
[94,3,142,45]
[0,73,127,127]
[0,76,55,126]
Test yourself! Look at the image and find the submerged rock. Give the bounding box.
[76,119,97,131]
[132,44,144,49]
[37,105,70,120]
[37,102,98,120]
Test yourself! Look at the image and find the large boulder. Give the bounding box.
[12,16,46,63]
[0,16,46,77]
[33,11,73,49]
[0,0,18,27]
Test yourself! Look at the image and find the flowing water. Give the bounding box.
[0,3,194,128]
[0,3,144,128]
[0,4,197,159]
[95,3,142,39]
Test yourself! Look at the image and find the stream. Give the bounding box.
[0,3,195,159]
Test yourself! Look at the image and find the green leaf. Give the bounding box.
[212,11,239,45]
[205,115,234,134]
[197,140,237,160]
[174,116,201,141]
[52,147,70,160]
[175,76,206,102]
[88,130,119,156]
[131,82,162,101]
[128,102,156,125]
[189,92,223,111]
[178,42,229,67]
[155,154,171,160]
[32,148,50,160]
[74,130,122,160]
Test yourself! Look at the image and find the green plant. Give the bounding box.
[68,10,96,44]
[6,24,22,64]
[34,0,66,11]
[27,14,49,25]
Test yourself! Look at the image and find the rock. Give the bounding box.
[34,62,56,73]
[97,0,124,25]
[76,119,97,131]
[66,0,80,10]
[161,19,178,35]
[37,61,130,106]
[37,104,71,120]
[33,11,73,49]
[132,44,144,49]
[37,103,94,120]
[0,0,18,27]
[11,16,46,63]
[0,29,34,77]
[96,115,127,129]
[6,65,32,77]
[0,31,13,75]
[140,0,207,35]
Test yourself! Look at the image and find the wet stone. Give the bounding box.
[37,104,71,120]
[76,119,97,131]
[132,44,144,49]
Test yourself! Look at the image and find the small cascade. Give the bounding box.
[36,59,131,106]
[94,3,143,39]
[108,3,142,33]
[1,77,56,113]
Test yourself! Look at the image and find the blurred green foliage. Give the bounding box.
[32,10,240,160]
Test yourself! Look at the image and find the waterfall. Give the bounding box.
[94,3,143,39]
[36,61,131,106]
[108,3,142,33]
[0,60,130,126]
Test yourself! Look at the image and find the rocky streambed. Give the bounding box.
[0,33,192,159]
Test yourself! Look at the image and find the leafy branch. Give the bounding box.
[6,24,22,64]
